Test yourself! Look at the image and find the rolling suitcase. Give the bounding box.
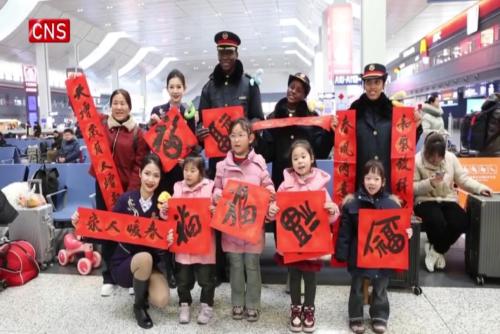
[388,216,422,295]
[8,204,55,269]
[465,193,500,285]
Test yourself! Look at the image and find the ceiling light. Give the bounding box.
[193,66,199,70]
[279,18,318,44]
[241,47,247,51]
[261,46,267,50]
[184,36,191,40]
[0,0,40,42]
[77,8,84,13]
[282,37,314,57]
[80,32,129,69]
[267,58,272,61]
[250,59,255,62]
[284,49,312,67]
[201,61,206,65]
[119,47,156,77]
[184,51,189,55]
[104,23,111,27]
[203,49,208,53]
[106,5,113,10]
[215,12,222,17]
[146,57,178,81]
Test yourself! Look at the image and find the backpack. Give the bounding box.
[32,165,59,199]
[460,110,490,151]
[0,240,40,286]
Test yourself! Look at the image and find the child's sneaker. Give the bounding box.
[349,320,365,334]
[246,308,260,322]
[302,306,316,333]
[179,303,190,324]
[232,306,244,320]
[372,320,387,334]
[290,305,302,332]
[100,283,116,297]
[197,303,213,325]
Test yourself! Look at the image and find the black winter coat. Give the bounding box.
[257,97,333,188]
[479,94,500,157]
[335,188,400,278]
[198,59,264,178]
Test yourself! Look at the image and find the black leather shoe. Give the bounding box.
[133,278,153,329]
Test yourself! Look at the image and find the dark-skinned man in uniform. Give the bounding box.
[197,31,264,285]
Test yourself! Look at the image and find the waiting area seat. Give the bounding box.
[0,164,28,188]
[0,147,21,164]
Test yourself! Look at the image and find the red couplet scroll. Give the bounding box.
[331,109,356,267]
[76,208,170,250]
[357,208,410,270]
[66,75,123,209]
[144,106,198,172]
[210,179,271,244]
[252,116,332,132]
[167,198,212,254]
[390,107,416,210]
[202,106,244,158]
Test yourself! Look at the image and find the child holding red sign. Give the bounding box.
[334,160,411,334]
[213,118,277,322]
[159,155,216,325]
[273,139,340,333]
[72,154,174,330]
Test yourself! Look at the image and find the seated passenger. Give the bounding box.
[57,129,80,163]
[413,132,492,272]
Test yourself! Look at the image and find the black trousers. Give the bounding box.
[348,275,390,322]
[414,201,469,254]
[289,268,316,307]
[95,181,116,284]
[175,262,216,306]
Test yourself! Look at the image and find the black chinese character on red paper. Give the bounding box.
[105,220,120,233]
[103,173,116,190]
[280,200,320,247]
[222,185,257,227]
[88,124,103,140]
[100,161,113,172]
[126,220,142,238]
[94,141,103,155]
[74,84,90,100]
[208,113,231,153]
[174,205,201,245]
[363,215,405,257]
[338,162,350,177]
[79,101,91,120]
[396,177,408,194]
[339,141,354,157]
[152,115,182,159]
[144,220,163,240]
[339,115,354,135]
[397,136,411,152]
[396,157,411,171]
[336,181,348,198]
[397,114,411,132]
[87,212,103,232]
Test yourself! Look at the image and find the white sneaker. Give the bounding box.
[435,253,446,269]
[179,303,190,324]
[128,287,135,295]
[197,303,214,325]
[424,244,439,272]
[100,283,116,297]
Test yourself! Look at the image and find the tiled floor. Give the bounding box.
[3,230,500,333]
[1,273,500,334]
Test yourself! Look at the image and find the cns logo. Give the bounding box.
[29,19,70,43]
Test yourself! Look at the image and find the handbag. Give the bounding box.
[0,240,40,286]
